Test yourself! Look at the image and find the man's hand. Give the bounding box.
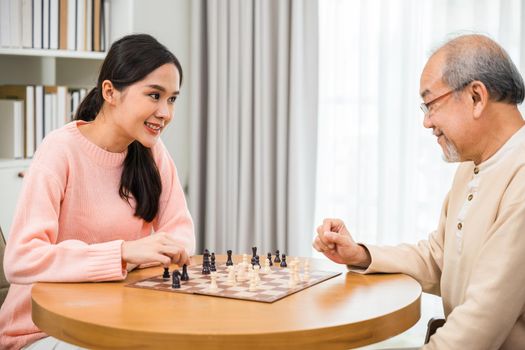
[121,232,190,267]
[312,218,371,268]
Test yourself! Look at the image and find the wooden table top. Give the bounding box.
[31,255,421,350]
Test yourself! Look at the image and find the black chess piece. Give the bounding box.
[181,264,189,281]
[255,255,261,268]
[274,249,281,263]
[226,250,234,266]
[267,252,273,266]
[251,256,256,266]
[162,267,170,280]
[172,270,181,288]
[210,252,217,272]
[252,246,257,258]
[280,253,287,267]
[202,251,211,275]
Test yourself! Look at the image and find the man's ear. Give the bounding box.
[101,80,117,105]
[469,81,488,119]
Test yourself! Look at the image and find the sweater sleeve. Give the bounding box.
[424,169,525,350]
[152,142,195,256]
[359,193,448,296]
[4,145,126,284]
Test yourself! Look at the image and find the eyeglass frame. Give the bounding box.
[420,81,472,116]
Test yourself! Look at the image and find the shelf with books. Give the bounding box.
[0,48,106,60]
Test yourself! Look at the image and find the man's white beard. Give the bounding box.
[442,135,461,163]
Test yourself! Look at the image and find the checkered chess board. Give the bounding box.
[127,264,341,303]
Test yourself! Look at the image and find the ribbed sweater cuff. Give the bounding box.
[345,243,380,274]
[86,240,127,281]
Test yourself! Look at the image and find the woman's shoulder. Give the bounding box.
[31,122,80,165]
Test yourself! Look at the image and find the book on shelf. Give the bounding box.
[0,85,35,158]
[59,0,68,50]
[0,0,109,52]
[0,99,24,159]
[33,0,43,49]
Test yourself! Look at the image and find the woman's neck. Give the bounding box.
[77,112,131,153]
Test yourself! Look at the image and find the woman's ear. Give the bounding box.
[469,81,488,119]
[101,80,117,105]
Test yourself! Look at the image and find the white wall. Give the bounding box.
[130,0,192,190]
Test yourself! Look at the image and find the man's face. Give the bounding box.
[419,52,472,162]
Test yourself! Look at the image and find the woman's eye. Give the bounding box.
[168,96,177,104]
[149,93,160,100]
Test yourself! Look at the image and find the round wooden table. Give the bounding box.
[32,256,421,349]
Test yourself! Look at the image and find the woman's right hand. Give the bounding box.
[312,218,371,268]
[121,232,190,267]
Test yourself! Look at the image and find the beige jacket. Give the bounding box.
[363,127,525,350]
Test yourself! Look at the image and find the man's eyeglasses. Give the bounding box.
[420,81,472,116]
[420,89,456,116]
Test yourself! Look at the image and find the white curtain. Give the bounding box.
[188,0,318,256]
[315,0,525,248]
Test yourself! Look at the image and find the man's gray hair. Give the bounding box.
[440,34,524,104]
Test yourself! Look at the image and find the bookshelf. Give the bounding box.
[0,50,105,237]
[0,48,106,59]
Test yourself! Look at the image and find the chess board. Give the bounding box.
[126,264,341,303]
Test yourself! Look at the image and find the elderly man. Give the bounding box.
[313,34,525,349]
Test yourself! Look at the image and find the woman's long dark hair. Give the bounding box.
[75,34,183,222]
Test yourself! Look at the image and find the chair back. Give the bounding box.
[425,317,446,344]
[0,226,9,307]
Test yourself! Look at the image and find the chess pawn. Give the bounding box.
[263,258,272,273]
[302,270,310,282]
[274,249,281,263]
[292,262,300,283]
[209,272,219,292]
[162,267,170,280]
[267,252,273,266]
[236,263,246,281]
[287,268,296,288]
[303,260,310,282]
[280,254,287,267]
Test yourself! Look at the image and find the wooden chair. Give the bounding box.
[0,226,9,307]
[424,317,446,344]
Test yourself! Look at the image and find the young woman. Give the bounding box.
[0,34,195,350]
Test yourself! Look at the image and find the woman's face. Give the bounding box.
[112,63,180,149]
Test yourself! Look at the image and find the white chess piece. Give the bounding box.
[263,258,272,273]
[227,265,237,286]
[303,260,310,282]
[209,272,219,292]
[248,273,257,291]
[288,267,296,288]
[293,261,300,283]
[236,262,246,281]
[253,265,261,283]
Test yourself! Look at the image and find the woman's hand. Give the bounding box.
[122,232,190,267]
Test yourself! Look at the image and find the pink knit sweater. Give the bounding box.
[0,121,195,350]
